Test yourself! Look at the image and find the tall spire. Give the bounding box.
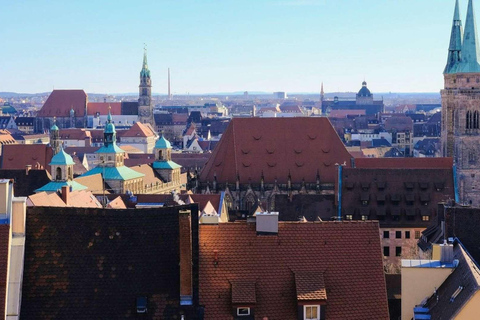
[460,0,480,73]
[140,44,151,78]
[320,82,324,102]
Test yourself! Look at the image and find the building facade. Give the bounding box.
[441,0,480,205]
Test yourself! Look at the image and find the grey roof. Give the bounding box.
[459,0,480,73]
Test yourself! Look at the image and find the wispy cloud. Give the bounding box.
[276,0,326,6]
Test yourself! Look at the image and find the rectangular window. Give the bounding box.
[361,215,368,221]
[396,246,402,257]
[383,231,389,239]
[345,215,353,220]
[237,307,250,316]
[304,305,320,320]
[415,231,421,239]
[396,231,401,239]
[405,231,411,239]
[383,246,390,257]
[422,216,430,221]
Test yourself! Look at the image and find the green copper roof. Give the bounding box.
[35,180,87,193]
[155,135,172,149]
[95,143,125,154]
[140,47,151,78]
[152,160,182,170]
[445,0,464,74]
[51,122,59,131]
[50,148,75,165]
[459,0,480,73]
[81,165,145,181]
[1,105,16,114]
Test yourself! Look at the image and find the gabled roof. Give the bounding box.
[200,118,353,184]
[121,122,155,138]
[199,221,389,319]
[37,90,87,117]
[27,192,66,207]
[107,196,126,209]
[58,129,91,140]
[81,165,145,181]
[73,173,108,194]
[35,180,87,193]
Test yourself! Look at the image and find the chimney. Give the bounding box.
[61,185,70,205]
[440,241,454,263]
[256,212,279,235]
[12,197,26,236]
[0,179,10,216]
[25,164,32,175]
[179,209,193,298]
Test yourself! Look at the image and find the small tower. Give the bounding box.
[138,45,154,127]
[35,147,87,193]
[97,108,126,168]
[356,81,374,105]
[50,117,61,155]
[153,135,181,183]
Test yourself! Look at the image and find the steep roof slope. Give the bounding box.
[200,117,352,184]
[199,221,389,320]
[37,90,87,117]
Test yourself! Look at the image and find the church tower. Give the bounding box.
[50,117,61,155]
[442,0,480,205]
[138,46,154,127]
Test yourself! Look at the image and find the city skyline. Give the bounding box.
[1,0,466,94]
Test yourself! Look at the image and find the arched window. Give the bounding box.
[56,167,62,180]
[474,111,479,129]
[469,151,476,164]
[67,167,72,179]
[467,111,472,129]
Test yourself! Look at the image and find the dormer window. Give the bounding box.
[304,305,320,320]
[237,308,250,316]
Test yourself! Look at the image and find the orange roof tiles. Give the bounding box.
[231,281,256,304]
[199,221,389,320]
[200,118,353,184]
[27,192,67,207]
[37,90,87,117]
[87,102,121,116]
[354,157,453,169]
[121,122,156,138]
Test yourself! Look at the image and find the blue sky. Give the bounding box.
[0,0,467,94]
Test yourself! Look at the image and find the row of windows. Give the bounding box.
[345,215,429,222]
[384,246,402,257]
[466,110,480,129]
[383,230,420,239]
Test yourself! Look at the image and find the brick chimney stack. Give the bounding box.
[61,185,70,205]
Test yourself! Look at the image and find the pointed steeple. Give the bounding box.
[140,45,151,78]
[445,0,463,73]
[460,0,480,73]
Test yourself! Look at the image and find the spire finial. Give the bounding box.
[107,105,112,123]
[460,0,480,72]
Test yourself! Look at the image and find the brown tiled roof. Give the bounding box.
[123,153,155,167]
[0,224,9,319]
[21,205,199,319]
[86,102,121,116]
[37,90,87,117]
[295,272,327,301]
[200,118,352,184]
[107,196,127,209]
[199,221,389,320]
[121,122,156,138]
[354,157,453,169]
[58,129,91,140]
[1,144,53,171]
[384,115,413,131]
[130,164,164,185]
[231,281,256,304]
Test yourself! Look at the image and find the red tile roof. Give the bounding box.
[37,90,87,117]
[0,224,9,320]
[231,281,256,304]
[199,221,389,320]
[200,118,352,184]
[121,122,156,138]
[59,129,91,140]
[87,102,121,116]
[354,157,453,169]
[295,272,327,301]
[1,144,53,171]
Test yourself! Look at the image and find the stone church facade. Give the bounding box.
[442,0,480,205]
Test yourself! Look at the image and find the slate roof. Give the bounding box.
[200,118,353,184]
[0,224,9,320]
[15,117,35,126]
[1,144,54,171]
[21,205,199,319]
[37,90,87,117]
[424,243,480,319]
[199,221,389,320]
[120,101,139,115]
